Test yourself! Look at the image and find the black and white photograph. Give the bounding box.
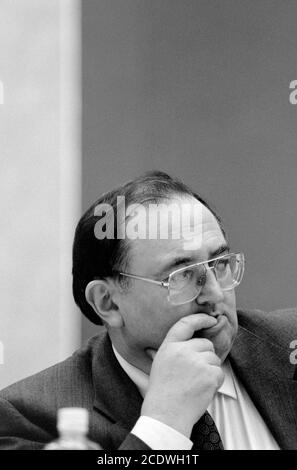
[0,0,297,455]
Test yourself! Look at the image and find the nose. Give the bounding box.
[196,267,224,305]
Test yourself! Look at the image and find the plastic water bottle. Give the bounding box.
[44,407,103,450]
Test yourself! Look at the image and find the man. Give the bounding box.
[0,171,296,450]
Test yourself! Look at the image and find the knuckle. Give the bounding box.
[208,352,220,366]
[213,353,221,366]
[215,368,225,388]
[201,338,215,351]
[205,364,224,387]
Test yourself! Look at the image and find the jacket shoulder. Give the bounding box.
[1,335,97,402]
[237,308,297,347]
[0,334,103,429]
[0,334,104,449]
[0,329,151,450]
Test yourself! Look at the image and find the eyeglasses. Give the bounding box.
[119,252,245,305]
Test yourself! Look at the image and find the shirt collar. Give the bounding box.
[112,345,237,400]
[218,358,237,399]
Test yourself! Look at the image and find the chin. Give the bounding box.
[215,345,230,362]
[204,331,233,362]
[213,333,236,362]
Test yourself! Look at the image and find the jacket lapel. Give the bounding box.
[91,330,143,431]
[229,317,297,449]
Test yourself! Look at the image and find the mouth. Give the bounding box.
[192,314,227,338]
[205,314,227,333]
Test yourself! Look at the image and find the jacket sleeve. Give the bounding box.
[118,434,151,450]
[0,397,52,449]
[0,396,151,450]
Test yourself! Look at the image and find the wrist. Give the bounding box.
[140,409,192,438]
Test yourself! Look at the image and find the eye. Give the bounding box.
[177,268,194,282]
[170,268,194,289]
[216,258,229,272]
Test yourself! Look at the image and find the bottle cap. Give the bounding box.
[57,407,89,434]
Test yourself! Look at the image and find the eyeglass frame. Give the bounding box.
[117,252,245,305]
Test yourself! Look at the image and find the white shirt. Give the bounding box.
[112,346,280,450]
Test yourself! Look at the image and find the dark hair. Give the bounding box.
[72,171,226,324]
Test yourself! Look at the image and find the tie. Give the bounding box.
[191,411,224,450]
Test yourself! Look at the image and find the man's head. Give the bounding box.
[72,171,241,372]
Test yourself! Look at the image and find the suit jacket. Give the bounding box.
[0,309,297,450]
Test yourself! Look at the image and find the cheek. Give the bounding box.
[120,289,164,330]
[121,289,191,344]
[227,298,238,334]
[225,290,237,311]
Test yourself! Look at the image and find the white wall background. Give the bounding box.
[0,0,81,389]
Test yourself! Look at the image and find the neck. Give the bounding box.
[108,329,152,374]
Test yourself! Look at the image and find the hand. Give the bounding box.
[141,314,224,438]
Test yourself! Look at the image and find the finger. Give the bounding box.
[186,337,215,353]
[164,314,218,343]
[210,364,225,389]
[146,348,157,360]
[196,351,221,367]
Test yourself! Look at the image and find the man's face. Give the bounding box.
[113,196,238,372]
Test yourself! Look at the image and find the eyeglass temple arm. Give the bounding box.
[119,272,169,288]
[119,253,244,289]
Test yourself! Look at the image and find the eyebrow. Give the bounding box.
[210,243,230,258]
[155,243,230,279]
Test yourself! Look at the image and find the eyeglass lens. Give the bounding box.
[168,253,244,305]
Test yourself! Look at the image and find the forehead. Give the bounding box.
[127,196,226,276]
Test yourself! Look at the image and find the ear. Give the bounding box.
[85,280,124,328]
